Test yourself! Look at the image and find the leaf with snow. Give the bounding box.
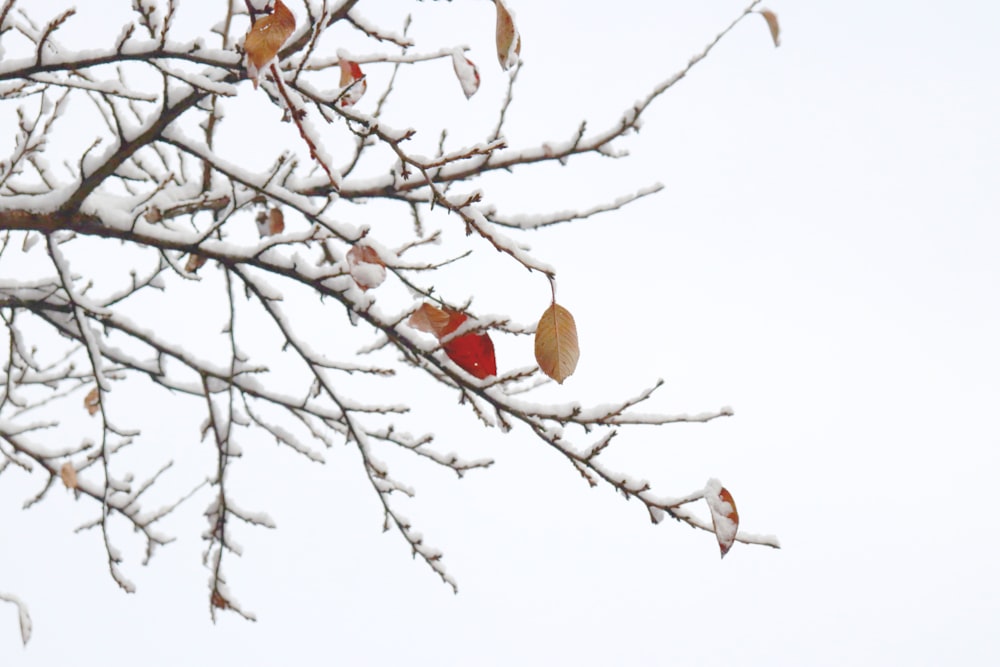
[0,593,31,645]
[338,59,367,107]
[758,9,781,47]
[705,478,739,558]
[408,303,497,379]
[408,302,452,338]
[534,303,579,384]
[244,0,296,88]
[84,386,100,416]
[60,462,78,490]
[346,244,386,291]
[256,208,284,237]
[451,49,480,99]
[495,0,521,70]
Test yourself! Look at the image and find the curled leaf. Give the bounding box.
[84,386,100,416]
[244,0,296,88]
[758,9,780,47]
[705,479,740,558]
[185,252,207,274]
[256,208,284,237]
[534,303,579,384]
[338,59,367,107]
[60,462,78,490]
[495,0,521,70]
[346,244,386,291]
[451,49,480,99]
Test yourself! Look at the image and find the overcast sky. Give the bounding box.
[2,1,998,664]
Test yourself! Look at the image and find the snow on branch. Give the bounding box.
[0,0,780,623]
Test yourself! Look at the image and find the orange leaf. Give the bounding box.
[60,462,78,490]
[244,0,296,88]
[705,479,740,558]
[495,0,521,70]
[346,244,386,291]
[338,59,367,107]
[534,303,579,384]
[444,331,496,379]
[758,9,781,47]
[451,50,480,99]
[84,386,100,416]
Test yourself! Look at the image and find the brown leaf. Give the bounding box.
[759,9,781,47]
[407,303,452,338]
[257,208,284,237]
[495,0,521,70]
[268,208,284,235]
[338,59,367,107]
[346,244,386,291]
[705,479,740,558]
[244,0,296,88]
[534,303,579,384]
[210,590,229,610]
[84,386,100,416]
[60,462,78,490]
[185,253,207,273]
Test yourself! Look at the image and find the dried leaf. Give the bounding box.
[346,244,386,291]
[84,386,100,416]
[185,253,207,273]
[705,479,740,558]
[210,590,229,610]
[257,207,284,237]
[60,462,78,490]
[408,303,452,338]
[244,0,296,88]
[338,59,367,107]
[451,49,480,99]
[268,208,284,235]
[758,9,780,47]
[534,303,579,384]
[495,0,521,70]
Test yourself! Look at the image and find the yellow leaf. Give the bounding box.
[60,462,78,490]
[759,9,780,47]
[84,386,100,416]
[705,479,740,558]
[244,0,296,88]
[495,0,521,70]
[534,303,579,384]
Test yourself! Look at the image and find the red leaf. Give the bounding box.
[444,331,496,379]
[407,304,496,379]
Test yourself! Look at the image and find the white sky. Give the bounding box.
[1,0,999,664]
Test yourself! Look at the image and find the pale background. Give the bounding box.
[1,1,998,664]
